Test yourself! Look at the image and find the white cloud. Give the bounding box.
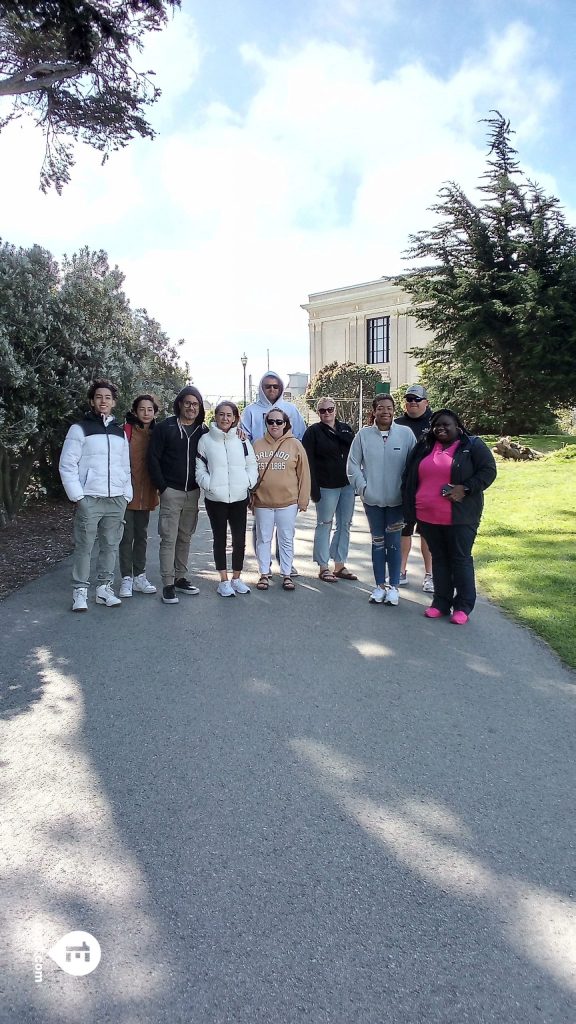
[0,18,564,398]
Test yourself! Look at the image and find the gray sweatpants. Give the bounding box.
[158,487,199,586]
[72,495,127,588]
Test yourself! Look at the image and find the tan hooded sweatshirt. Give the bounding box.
[252,429,311,510]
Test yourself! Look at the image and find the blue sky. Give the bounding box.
[1,0,575,402]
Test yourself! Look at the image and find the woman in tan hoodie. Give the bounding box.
[252,409,311,591]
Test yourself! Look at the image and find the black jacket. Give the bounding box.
[148,416,208,493]
[402,434,497,527]
[394,408,433,440]
[302,420,355,502]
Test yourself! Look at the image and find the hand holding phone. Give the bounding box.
[441,484,454,497]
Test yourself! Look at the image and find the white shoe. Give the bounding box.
[399,571,408,586]
[231,578,250,594]
[385,587,400,606]
[133,573,157,594]
[72,587,88,612]
[119,576,133,598]
[95,584,122,607]
[369,586,386,604]
[422,574,434,593]
[217,581,235,597]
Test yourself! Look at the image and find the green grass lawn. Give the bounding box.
[475,439,576,668]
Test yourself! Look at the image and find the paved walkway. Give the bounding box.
[1,503,575,1024]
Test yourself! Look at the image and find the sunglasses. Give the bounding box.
[319,406,335,413]
[405,396,424,403]
[263,383,280,389]
[266,418,284,426]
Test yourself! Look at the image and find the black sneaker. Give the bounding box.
[162,585,179,604]
[175,578,200,595]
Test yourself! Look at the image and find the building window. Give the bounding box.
[367,317,390,363]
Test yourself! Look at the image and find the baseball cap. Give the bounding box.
[405,384,428,400]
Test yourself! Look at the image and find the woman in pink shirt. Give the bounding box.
[402,410,496,624]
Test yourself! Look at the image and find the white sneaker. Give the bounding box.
[399,571,408,586]
[217,581,235,597]
[369,586,386,604]
[422,574,434,593]
[119,576,133,598]
[385,587,400,606]
[231,578,250,594]
[133,573,157,594]
[72,587,88,612]
[95,584,122,607]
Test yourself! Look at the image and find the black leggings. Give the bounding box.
[204,498,248,573]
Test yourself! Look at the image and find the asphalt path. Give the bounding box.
[1,501,575,1024]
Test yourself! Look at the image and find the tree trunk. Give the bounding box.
[0,439,44,526]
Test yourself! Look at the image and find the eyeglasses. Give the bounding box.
[266,418,284,426]
[405,396,424,403]
[318,406,335,413]
[263,383,280,389]
[182,401,199,408]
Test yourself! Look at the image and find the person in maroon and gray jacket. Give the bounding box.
[118,394,159,599]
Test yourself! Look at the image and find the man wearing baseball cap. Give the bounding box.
[395,385,434,591]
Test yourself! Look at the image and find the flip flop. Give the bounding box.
[318,569,338,582]
[333,568,358,580]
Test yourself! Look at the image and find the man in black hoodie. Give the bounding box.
[148,386,208,604]
[395,384,434,591]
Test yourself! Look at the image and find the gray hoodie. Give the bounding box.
[347,422,415,507]
[240,371,307,441]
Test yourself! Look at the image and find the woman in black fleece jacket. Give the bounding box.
[402,409,496,623]
[302,397,356,582]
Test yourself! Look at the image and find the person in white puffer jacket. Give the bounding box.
[59,378,132,612]
[196,401,258,597]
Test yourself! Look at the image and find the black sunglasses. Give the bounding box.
[319,406,335,413]
[266,418,284,426]
[405,396,424,403]
[263,383,280,389]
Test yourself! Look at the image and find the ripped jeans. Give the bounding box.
[362,503,404,588]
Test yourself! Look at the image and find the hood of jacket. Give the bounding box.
[257,370,285,408]
[173,385,205,424]
[207,421,235,442]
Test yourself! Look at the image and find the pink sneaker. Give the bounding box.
[450,611,469,625]
[424,607,444,618]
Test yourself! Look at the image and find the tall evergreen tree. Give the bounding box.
[398,112,576,433]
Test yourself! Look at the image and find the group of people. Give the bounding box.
[59,372,496,625]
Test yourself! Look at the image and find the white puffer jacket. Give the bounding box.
[59,414,132,503]
[196,423,258,503]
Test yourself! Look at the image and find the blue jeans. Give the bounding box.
[363,503,403,587]
[313,485,355,566]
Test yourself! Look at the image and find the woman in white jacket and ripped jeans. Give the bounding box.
[196,401,258,596]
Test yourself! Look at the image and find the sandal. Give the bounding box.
[333,567,358,580]
[256,575,270,590]
[318,568,338,582]
[282,576,296,591]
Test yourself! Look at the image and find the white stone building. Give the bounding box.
[301,277,433,390]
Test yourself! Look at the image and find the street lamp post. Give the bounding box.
[241,353,248,407]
